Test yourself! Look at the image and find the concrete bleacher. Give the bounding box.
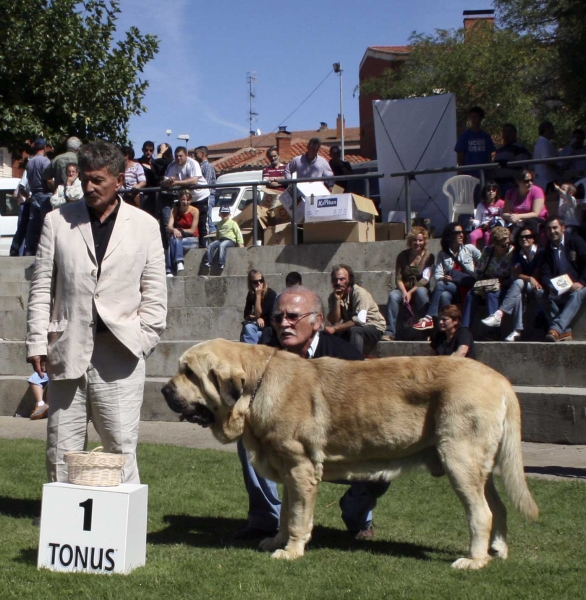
[1,242,585,443]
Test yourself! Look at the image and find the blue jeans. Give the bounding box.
[10,202,30,256]
[166,236,199,273]
[462,287,507,328]
[427,280,459,318]
[207,195,216,234]
[24,192,52,256]
[499,279,533,332]
[237,439,390,533]
[385,287,430,338]
[207,239,235,267]
[536,286,586,334]
[241,322,262,344]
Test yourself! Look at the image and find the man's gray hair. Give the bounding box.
[78,141,125,177]
[274,286,324,326]
[66,136,82,151]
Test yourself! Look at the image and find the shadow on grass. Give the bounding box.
[148,514,443,561]
[14,547,38,566]
[525,466,586,480]
[0,496,41,519]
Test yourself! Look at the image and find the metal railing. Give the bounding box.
[137,172,384,245]
[389,154,586,224]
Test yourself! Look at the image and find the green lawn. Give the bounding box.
[0,439,584,600]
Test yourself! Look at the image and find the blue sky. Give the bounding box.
[117,0,495,152]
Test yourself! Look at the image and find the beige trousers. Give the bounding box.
[46,331,145,484]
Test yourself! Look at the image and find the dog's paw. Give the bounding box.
[271,548,300,560]
[451,556,490,570]
[258,536,286,553]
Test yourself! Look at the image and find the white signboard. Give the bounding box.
[374,94,457,228]
[305,194,354,222]
[38,483,148,575]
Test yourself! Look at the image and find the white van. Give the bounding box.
[0,177,21,256]
[211,170,264,225]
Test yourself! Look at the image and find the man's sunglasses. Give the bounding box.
[272,312,314,325]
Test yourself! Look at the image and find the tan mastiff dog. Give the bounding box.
[162,339,538,570]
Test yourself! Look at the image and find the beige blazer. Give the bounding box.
[26,198,167,380]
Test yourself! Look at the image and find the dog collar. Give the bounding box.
[249,348,278,407]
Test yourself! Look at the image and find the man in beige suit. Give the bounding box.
[26,141,167,484]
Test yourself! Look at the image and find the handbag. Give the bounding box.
[473,278,501,296]
[473,247,500,296]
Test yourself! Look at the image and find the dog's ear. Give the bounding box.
[210,365,246,407]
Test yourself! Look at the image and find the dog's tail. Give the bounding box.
[496,384,539,521]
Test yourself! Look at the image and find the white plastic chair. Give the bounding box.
[442,175,480,222]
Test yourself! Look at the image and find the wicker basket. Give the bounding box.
[64,446,126,487]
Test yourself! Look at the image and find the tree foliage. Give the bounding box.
[0,0,159,153]
[361,18,581,147]
[495,0,586,122]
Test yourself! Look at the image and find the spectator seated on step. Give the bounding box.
[412,223,480,332]
[240,270,277,345]
[325,264,386,355]
[205,204,244,271]
[536,216,586,342]
[481,224,544,342]
[461,226,514,332]
[165,190,199,277]
[431,304,476,359]
[382,226,435,341]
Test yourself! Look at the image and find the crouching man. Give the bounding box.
[235,286,390,541]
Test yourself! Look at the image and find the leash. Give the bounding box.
[248,348,278,408]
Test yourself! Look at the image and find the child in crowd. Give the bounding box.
[555,182,582,234]
[468,181,505,248]
[205,204,244,271]
[28,371,49,420]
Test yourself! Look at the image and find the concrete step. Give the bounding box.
[373,341,586,388]
[3,376,585,444]
[0,241,426,281]
[3,340,586,388]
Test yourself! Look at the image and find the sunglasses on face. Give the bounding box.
[522,179,533,184]
[251,278,264,285]
[452,230,464,236]
[272,312,314,325]
[519,234,534,240]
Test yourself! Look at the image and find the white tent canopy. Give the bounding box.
[374,94,457,228]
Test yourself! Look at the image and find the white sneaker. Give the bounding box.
[481,313,502,328]
[166,273,174,278]
[176,262,184,272]
[505,331,521,342]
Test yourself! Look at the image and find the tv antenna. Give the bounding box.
[247,71,258,138]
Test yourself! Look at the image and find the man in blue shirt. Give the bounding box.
[454,106,496,175]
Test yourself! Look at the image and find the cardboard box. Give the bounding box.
[303,221,375,244]
[279,182,330,223]
[267,202,291,226]
[240,228,254,247]
[376,222,406,241]
[264,223,293,246]
[305,193,378,223]
[233,203,269,231]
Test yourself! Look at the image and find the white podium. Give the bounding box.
[38,483,148,574]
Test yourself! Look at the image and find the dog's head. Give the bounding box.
[161,339,250,443]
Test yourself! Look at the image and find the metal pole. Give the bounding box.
[364,177,370,199]
[252,185,258,245]
[292,184,298,245]
[404,175,411,235]
[339,67,345,160]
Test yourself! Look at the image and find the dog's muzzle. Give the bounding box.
[161,383,215,428]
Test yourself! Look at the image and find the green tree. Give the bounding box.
[0,0,159,153]
[361,22,557,146]
[495,0,586,124]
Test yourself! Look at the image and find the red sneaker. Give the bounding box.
[412,316,434,330]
